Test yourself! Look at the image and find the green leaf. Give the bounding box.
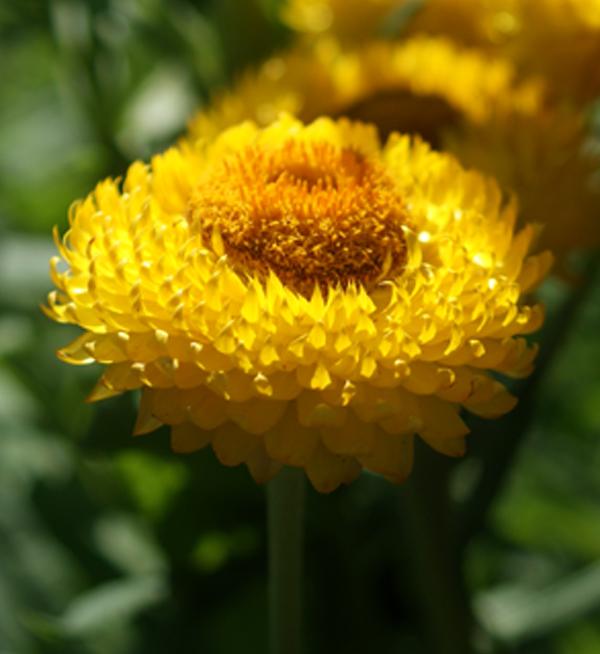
[0,235,55,310]
[476,562,600,645]
[58,575,168,637]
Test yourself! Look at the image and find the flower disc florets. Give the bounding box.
[189,139,408,295]
[45,115,551,492]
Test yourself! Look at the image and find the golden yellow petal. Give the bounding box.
[186,387,229,430]
[419,435,466,458]
[264,408,319,467]
[358,432,414,483]
[320,416,376,456]
[227,398,288,435]
[305,443,361,493]
[246,445,283,484]
[170,422,212,454]
[418,397,470,441]
[133,389,163,436]
[212,423,261,467]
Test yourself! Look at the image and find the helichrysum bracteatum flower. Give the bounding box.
[188,36,600,270]
[283,0,600,105]
[188,36,542,143]
[46,115,550,492]
[410,0,600,105]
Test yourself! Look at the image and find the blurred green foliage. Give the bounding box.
[1,1,600,652]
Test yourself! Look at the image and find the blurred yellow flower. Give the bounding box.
[283,0,600,104]
[412,0,600,104]
[189,36,541,141]
[188,36,600,268]
[46,115,550,492]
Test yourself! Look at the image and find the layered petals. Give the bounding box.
[46,115,549,491]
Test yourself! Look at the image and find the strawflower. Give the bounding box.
[281,0,600,105]
[45,115,550,492]
[410,0,600,105]
[188,36,542,142]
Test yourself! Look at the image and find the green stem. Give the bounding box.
[267,466,306,654]
[399,442,473,654]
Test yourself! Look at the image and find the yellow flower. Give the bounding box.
[282,0,600,104]
[411,0,600,105]
[46,115,550,492]
[188,36,599,267]
[189,36,541,141]
[507,0,600,104]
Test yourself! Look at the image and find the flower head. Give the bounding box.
[411,0,600,104]
[46,115,550,492]
[188,36,541,142]
[282,0,600,104]
[188,36,599,268]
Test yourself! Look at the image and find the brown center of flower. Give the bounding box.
[341,91,461,147]
[188,140,408,295]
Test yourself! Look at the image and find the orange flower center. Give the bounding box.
[188,139,408,295]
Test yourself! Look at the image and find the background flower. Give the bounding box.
[282,0,600,105]
[410,0,600,105]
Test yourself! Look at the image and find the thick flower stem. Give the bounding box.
[399,442,473,654]
[267,466,306,654]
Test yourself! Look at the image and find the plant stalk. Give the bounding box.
[267,466,306,654]
[399,442,473,654]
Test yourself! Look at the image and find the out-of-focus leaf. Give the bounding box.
[156,2,225,89]
[0,424,72,486]
[58,574,168,636]
[0,33,104,231]
[475,562,600,645]
[0,235,56,309]
[116,450,188,521]
[558,623,600,654]
[495,491,600,561]
[0,315,34,356]
[192,526,259,573]
[0,365,39,422]
[117,64,197,158]
[93,513,167,576]
[50,0,92,52]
